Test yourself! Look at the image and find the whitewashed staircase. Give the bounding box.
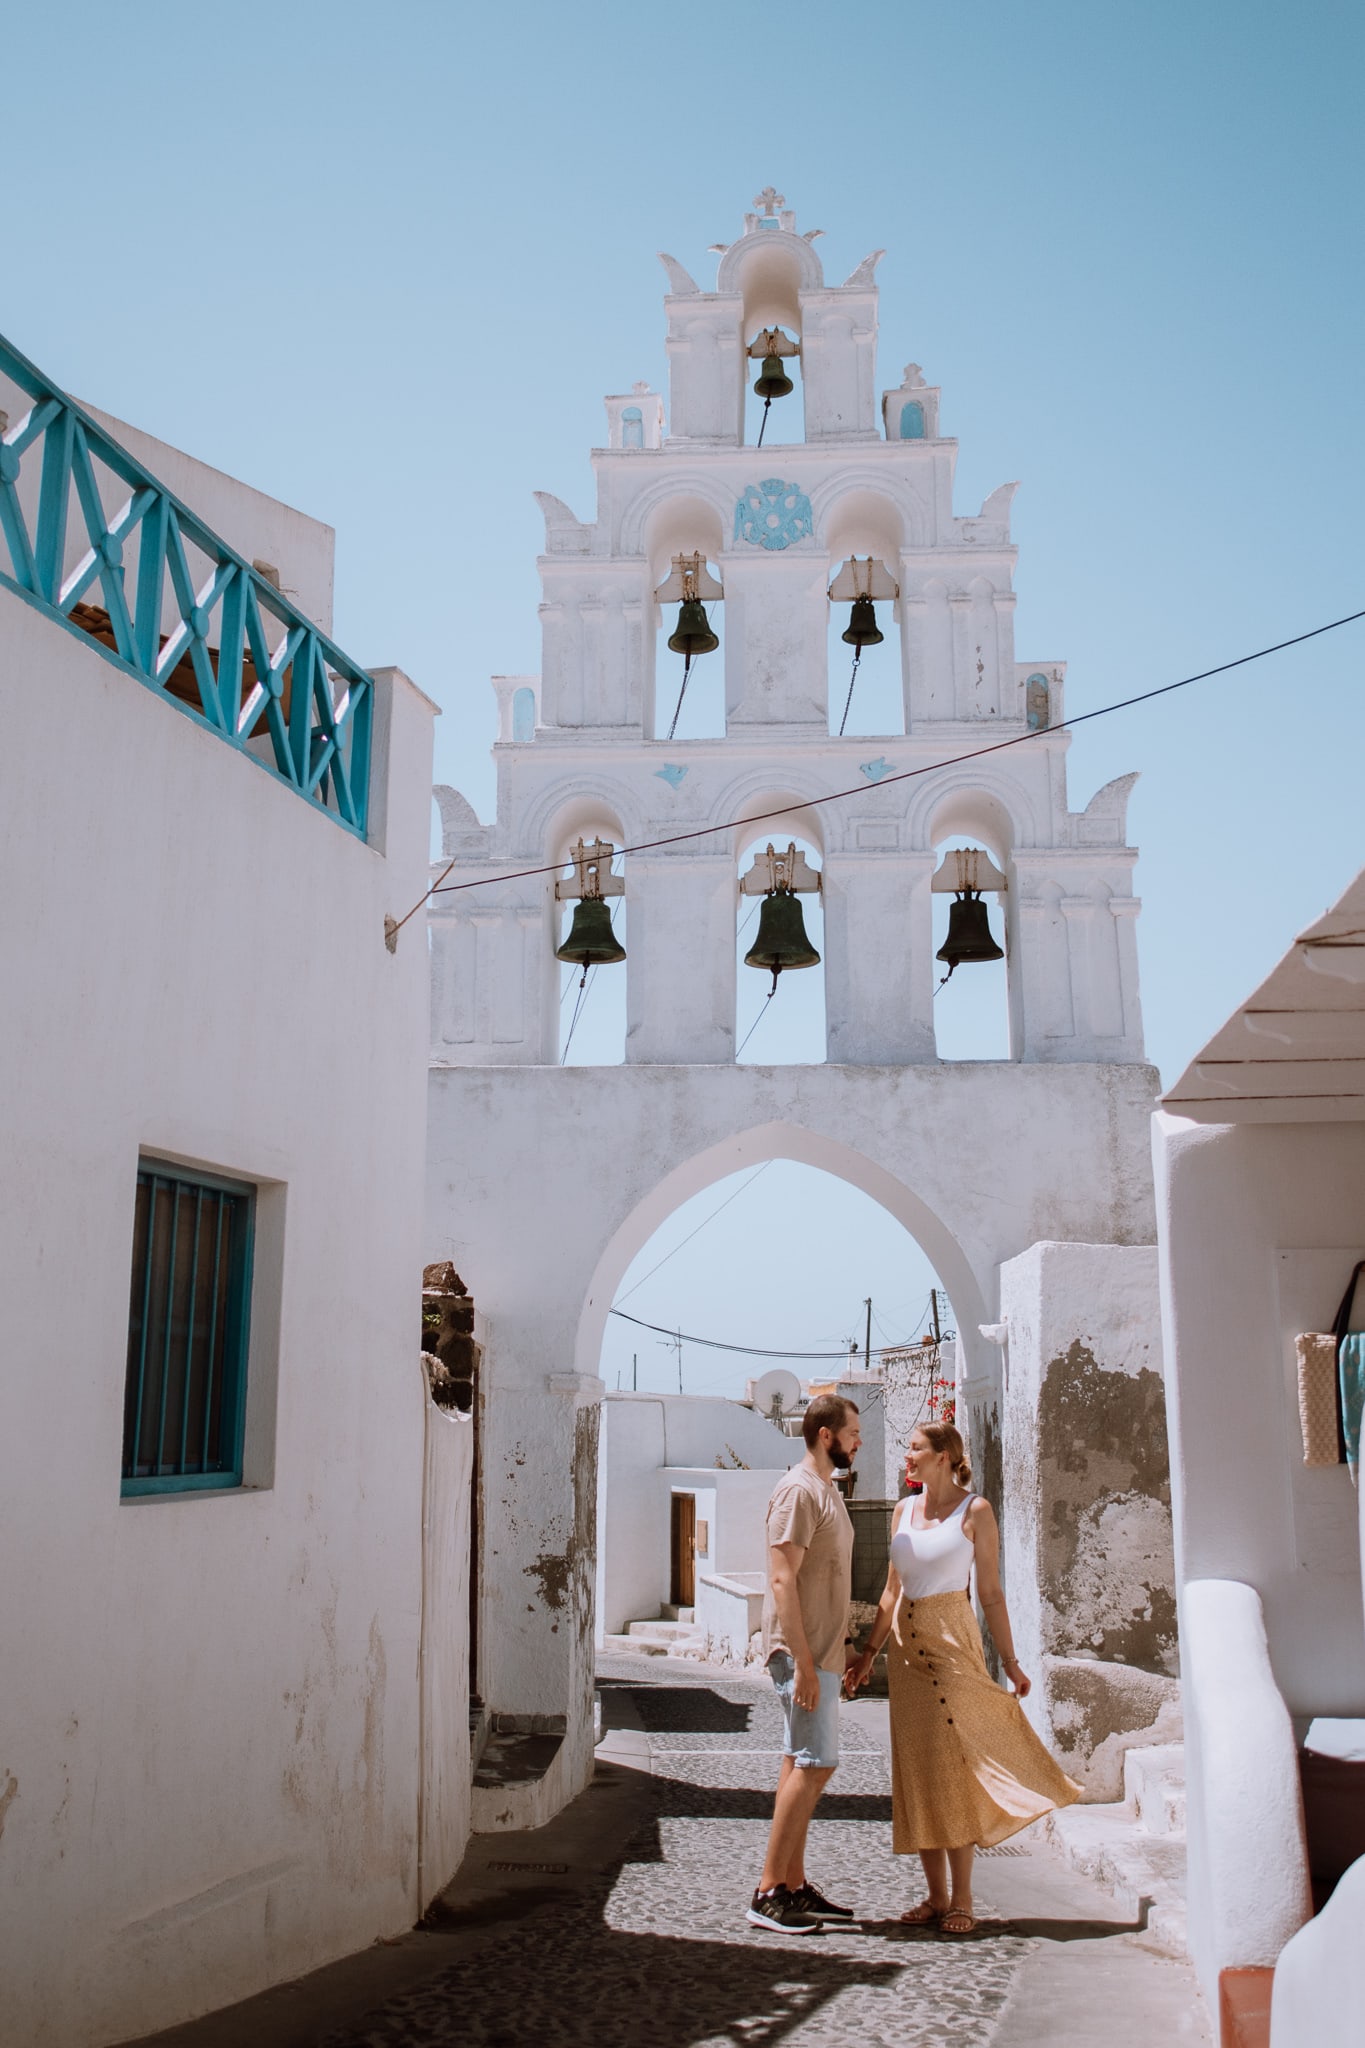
[1045,1744,1189,1952]
[601,1607,705,1658]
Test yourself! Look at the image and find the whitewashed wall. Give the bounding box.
[0,554,436,2044]
[596,1394,797,1636]
[1155,1110,1365,2006]
[420,1402,474,1912]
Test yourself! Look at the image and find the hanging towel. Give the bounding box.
[1297,1334,1343,1465]
[1340,1336,1365,1487]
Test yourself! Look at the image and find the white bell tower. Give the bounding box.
[425,195,1166,1828]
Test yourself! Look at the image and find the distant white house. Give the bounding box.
[596,1391,800,1661]
[0,341,454,2046]
[1155,867,1365,2036]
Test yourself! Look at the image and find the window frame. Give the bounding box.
[121,1157,256,1499]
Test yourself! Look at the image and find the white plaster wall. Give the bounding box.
[419,1402,474,1913]
[1155,1110,1365,2004]
[1271,1851,1365,2047]
[595,1395,797,1636]
[1155,1113,1365,1713]
[0,592,436,2047]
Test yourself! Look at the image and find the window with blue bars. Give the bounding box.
[122,1161,254,1496]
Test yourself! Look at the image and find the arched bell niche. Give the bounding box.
[727,236,806,450]
[645,494,726,741]
[549,797,629,1066]
[823,488,906,738]
[733,797,826,1066]
[926,788,1015,1061]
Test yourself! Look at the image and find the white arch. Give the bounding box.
[907,766,1045,853]
[573,1119,988,1377]
[717,229,825,300]
[515,774,647,858]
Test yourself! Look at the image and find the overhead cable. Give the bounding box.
[385,608,1365,939]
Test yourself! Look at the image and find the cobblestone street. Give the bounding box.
[306,1659,1209,2048]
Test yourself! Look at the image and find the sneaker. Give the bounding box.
[746,1885,821,1934]
[792,1881,854,1921]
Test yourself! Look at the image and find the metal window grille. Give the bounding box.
[122,1162,254,1496]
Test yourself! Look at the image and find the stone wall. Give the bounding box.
[998,1241,1178,1798]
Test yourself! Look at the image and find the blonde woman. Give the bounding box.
[847,1422,1080,1934]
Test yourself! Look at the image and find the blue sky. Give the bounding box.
[8,2,1362,1394]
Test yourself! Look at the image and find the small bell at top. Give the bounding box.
[841,594,884,650]
[667,596,719,660]
[753,354,794,401]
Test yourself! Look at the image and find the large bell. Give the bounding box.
[667,595,719,660]
[841,594,884,649]
[935,890,1004,973]
[753,354,794,401]
[555,896,626,969]
[744,889,820,986]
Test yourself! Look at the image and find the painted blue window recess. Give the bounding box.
[122,1161,254,1496]
[621,406,644,449]
[899,400,925,440]
[1025,675,1050,731]
[512,687,536,742]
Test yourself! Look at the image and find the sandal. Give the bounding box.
[898,1899,945,1924]
[938,1908,977,1936]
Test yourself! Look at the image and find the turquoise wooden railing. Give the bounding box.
[0,333,372,837]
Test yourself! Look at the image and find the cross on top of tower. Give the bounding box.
[754,187,784,216]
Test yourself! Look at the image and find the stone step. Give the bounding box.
[1045,1801,1188,1954]
[660,1604,695,1623]
[624,1620,701,1644]
[600,1633,669,1657]
[1124,1743,1186,1838]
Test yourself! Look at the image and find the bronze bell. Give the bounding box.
[667,595,719,660]
[555,896,625,969]
[841,594,884,649]
[935,890,1004,974]
[745,889,820,990]
[753,354,794,401]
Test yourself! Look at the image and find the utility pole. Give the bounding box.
[864,1296,872,1376]
[930,1288,942,1344]
[632,1351,638,1392]
[676,1327,683,1394]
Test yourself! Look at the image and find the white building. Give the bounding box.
[596,1391,800,1663]
[1155,867,1365,2037]
[0,339,459,2045]
[425,192,1174,1817]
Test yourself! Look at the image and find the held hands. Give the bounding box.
[844,1645,875,1697]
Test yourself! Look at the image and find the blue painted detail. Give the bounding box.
[121,1159,254,1497]
[1025,673,1050,731]
[654,763,689,789]
[734,478,814,550]
[621,405,644,450]
[899,400,925,439]
[0,331,373,839]
[512,686,536,742]
[859,756,895,783]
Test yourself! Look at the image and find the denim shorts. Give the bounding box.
[767,1651,842,1769]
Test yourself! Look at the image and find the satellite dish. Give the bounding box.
[751,1367,801,1418]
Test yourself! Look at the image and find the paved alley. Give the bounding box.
[132,1657,1210,2048]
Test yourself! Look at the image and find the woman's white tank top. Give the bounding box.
[890,1493,975,1598]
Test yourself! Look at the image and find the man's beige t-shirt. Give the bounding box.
[760,1464,855,1675]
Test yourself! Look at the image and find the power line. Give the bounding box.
[613,1160,773,1307]
[386,608,1365,937]
[607,1305,933,1359]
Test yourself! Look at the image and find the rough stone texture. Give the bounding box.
[999,1244,1176,1794]
[1037,1341,1176,1673]
[1044,1657,1183,1801]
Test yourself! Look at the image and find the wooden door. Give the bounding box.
[670,1492,696,1609]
